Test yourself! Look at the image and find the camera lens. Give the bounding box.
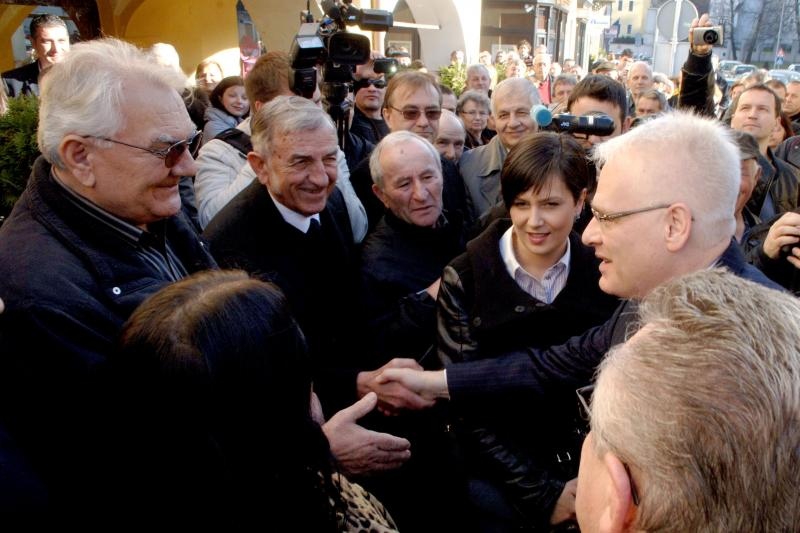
[703,30,718,44]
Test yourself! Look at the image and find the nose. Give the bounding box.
[443,144,455,161]
[415,113,431,129]
[170,148,197,177]
[309,159,334,186]
[411,179,429,200]
[526,207,543,228]
[581,215,601,247]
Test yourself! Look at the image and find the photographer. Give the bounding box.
[350,51,391,145]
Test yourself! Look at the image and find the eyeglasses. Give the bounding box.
[590,204,671,223]
[462,110,489,117]
[85,130,203,168]
[388,106,442,121]
[576,385,640,506]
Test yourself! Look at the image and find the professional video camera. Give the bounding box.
[532,105,616,137]
[289,0,393,148]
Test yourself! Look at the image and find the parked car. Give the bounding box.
[768,69,800,84]
[719,60,741,79]
[728,63,757,82]
[788,64,800,73]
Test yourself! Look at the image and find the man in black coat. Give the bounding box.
[2,14,70,97]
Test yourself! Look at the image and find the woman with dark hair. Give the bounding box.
[201,75,249,145]
[117,270,397,530]
[437,132,619,532]
[769,111,793,151]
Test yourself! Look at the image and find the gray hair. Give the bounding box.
[491,77,540,115]
[592,111,738,247]
[250,95,336,158]
[466,64,490,79]
[369,130,441,189]
[456,89,491,114]
[38,38,186,167]
[591,268,800,532]
[636,88,667,111]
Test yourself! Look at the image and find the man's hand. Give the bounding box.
[762,211,800,268]
[689,13,713,56]
[550,478,578,525]
[357,358,435,414]
[377,368,450,401]
[322,392,411,476]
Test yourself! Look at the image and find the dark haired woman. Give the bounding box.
[201,75,249,145]
[118,270,397,530]
[437,132,619,531]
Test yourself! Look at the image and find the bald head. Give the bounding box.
[628,61,654,100]
[434,109,466,161]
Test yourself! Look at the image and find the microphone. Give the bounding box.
[549,114,615,136]
[531,104,552,127]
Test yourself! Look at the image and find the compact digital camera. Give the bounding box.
[692,26,723,47]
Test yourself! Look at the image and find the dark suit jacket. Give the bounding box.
[202,180,364,415]
[2,61,41,98]
[445,240,782,404]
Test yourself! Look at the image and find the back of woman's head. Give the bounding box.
[209,75,245,112]
[118,270,339,526]
[501,131,590,208]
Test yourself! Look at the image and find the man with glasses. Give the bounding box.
[0,38,217,512]
[350,70,470,233]
[376,111,779,412]
[576,268,800,532]
[460,77,540,220]
[351,52,390,145]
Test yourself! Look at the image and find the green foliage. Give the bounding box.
[0,95,39,217]
[438,63,467,96]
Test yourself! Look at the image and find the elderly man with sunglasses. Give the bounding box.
[0,38,217,513]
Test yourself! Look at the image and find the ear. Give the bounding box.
[247,151,269,185]
[576,188,588,216]
[487,114,496,130]
[603,453,638,533]
[372,183,391,209]
[621,115,633,134]
[382,106,391,122]
[664,202,692,252]
[59,135,96,187]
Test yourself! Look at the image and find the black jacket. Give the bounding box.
[360,211,466,363]
[438,221,619,528]
[0,157,217,512]
[2,61,40,97]
[202,180,363,416]
[445,240,781,404]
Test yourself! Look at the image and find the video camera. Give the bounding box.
[532,105,616,137]
[289,0,393,131]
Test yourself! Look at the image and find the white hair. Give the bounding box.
[250,95,336,157]
[592,111,739,247]
[38,38,187,167]
[369,131,441,188]
[592,268,800,532]
[490,77,540,115]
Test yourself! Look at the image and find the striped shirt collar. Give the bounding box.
[50,169,151,245]
[499,224,571,304]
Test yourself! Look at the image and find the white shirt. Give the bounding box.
[499,225,571,304]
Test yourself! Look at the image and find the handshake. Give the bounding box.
[358,358,449,415]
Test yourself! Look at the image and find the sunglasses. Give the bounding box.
[86,130,203,168]
[388,106,442,121]
[355,78,387,90]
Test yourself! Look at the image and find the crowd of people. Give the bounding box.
[1,11,800,532]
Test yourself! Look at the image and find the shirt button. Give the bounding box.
[514,305,525,313]
[112,287,122,295]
